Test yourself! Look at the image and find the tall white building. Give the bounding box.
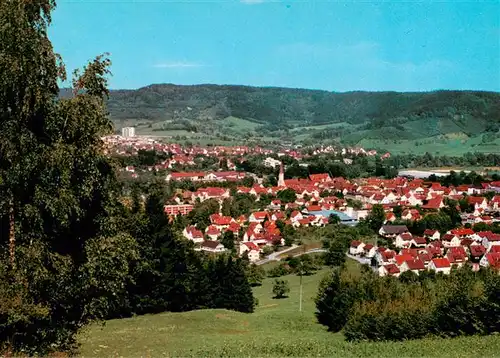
[121,127,135,138]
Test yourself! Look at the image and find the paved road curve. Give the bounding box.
[255,244,299,265]
[255,245,329,265]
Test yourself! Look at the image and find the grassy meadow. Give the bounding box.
[78,260,500,357]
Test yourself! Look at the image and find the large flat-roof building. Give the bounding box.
[121,127,135,138]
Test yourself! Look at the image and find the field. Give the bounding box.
[358,134,500,155]
[78,261,500,357]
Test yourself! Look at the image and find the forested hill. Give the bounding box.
[104,84,500,126]
[61,84,500,152]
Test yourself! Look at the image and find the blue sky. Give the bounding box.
[50,0,500,92]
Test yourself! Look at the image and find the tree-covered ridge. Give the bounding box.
[104,84,499,125]
[88,84,500,150]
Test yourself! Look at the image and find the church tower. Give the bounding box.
[278,162,285,187]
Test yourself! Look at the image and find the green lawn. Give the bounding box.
[78,264,500,357]
[358,134,500,155]
[218,116,261,134]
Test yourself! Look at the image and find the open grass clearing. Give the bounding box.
[77,259,500,357]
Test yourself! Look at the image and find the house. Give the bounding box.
[480,252,500,270]
[210,214,234,229]
[395,232,413,248]
[363,244,377,258]
[468,196,488,210]
[447,246,468,267]
[166,172,206,182]
[192,187,230,202]
[385,212,396,223]
[239,242,261,262]
[183,226,204,243]
[290,210,303,223]
[249,211,268,223]
[423,229,441,241]
[469,245,486,262]
[375,248,396,266]
[441,234,461,248]
[418,252,433,266]
[199,240,226,253]
[309,173,332,183]
[401,209,421,221]
[428,257,451,274]
[400,258,426,275]
[422,196,444,210]
[410,236,427,248]
[349,240,365,255]
[378,263,400,277]
[427,241,444,257]
[490,196,500,210]
[449,228,475,239]
[205,225,221,240]
[481,232,500,252]
[379,225,409,238]
[395,254,415,267]
[164,204,194,216]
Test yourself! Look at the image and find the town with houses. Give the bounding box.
[104,133,500,275]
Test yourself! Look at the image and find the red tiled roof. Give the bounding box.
[405,258,426,271]
[432,257,451,269]
[384,264,400,275]
[243,242,260,251]
[470,245,486,257]
[450,228,474,236]
[485,253,500,269]
[395,254,414,266]
[412,237,427,245]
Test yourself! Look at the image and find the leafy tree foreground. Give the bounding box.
[0,1,139,354]
[0,1,255,355]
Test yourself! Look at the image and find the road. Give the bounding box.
[255,244,299,265]
[255,247,377,273]
[256,245,326,265]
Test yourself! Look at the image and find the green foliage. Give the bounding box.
[328,213,341,225]
[245,263,266,287]
[0,1,138,354]
[365,204,386,232]
[317,265,500,342]
[186,198,219,231]
[78,269,500,357]
[206,255,256,313]
[103,84,500,151]
[267,263,292,278]
[315,269,359,332]
[282,224,296,246]
[220,230,236,253]
[277,188,297,203]
[272,279,290,299]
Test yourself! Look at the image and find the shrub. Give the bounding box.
[272,279,290,299]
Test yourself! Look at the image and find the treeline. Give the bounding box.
[316,265,500,341]
[106,84,500,127]
[112,185,256,318]
[428,170,497,186]
[385,152,500,170]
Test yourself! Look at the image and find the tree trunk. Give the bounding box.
[9,203,15,267]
